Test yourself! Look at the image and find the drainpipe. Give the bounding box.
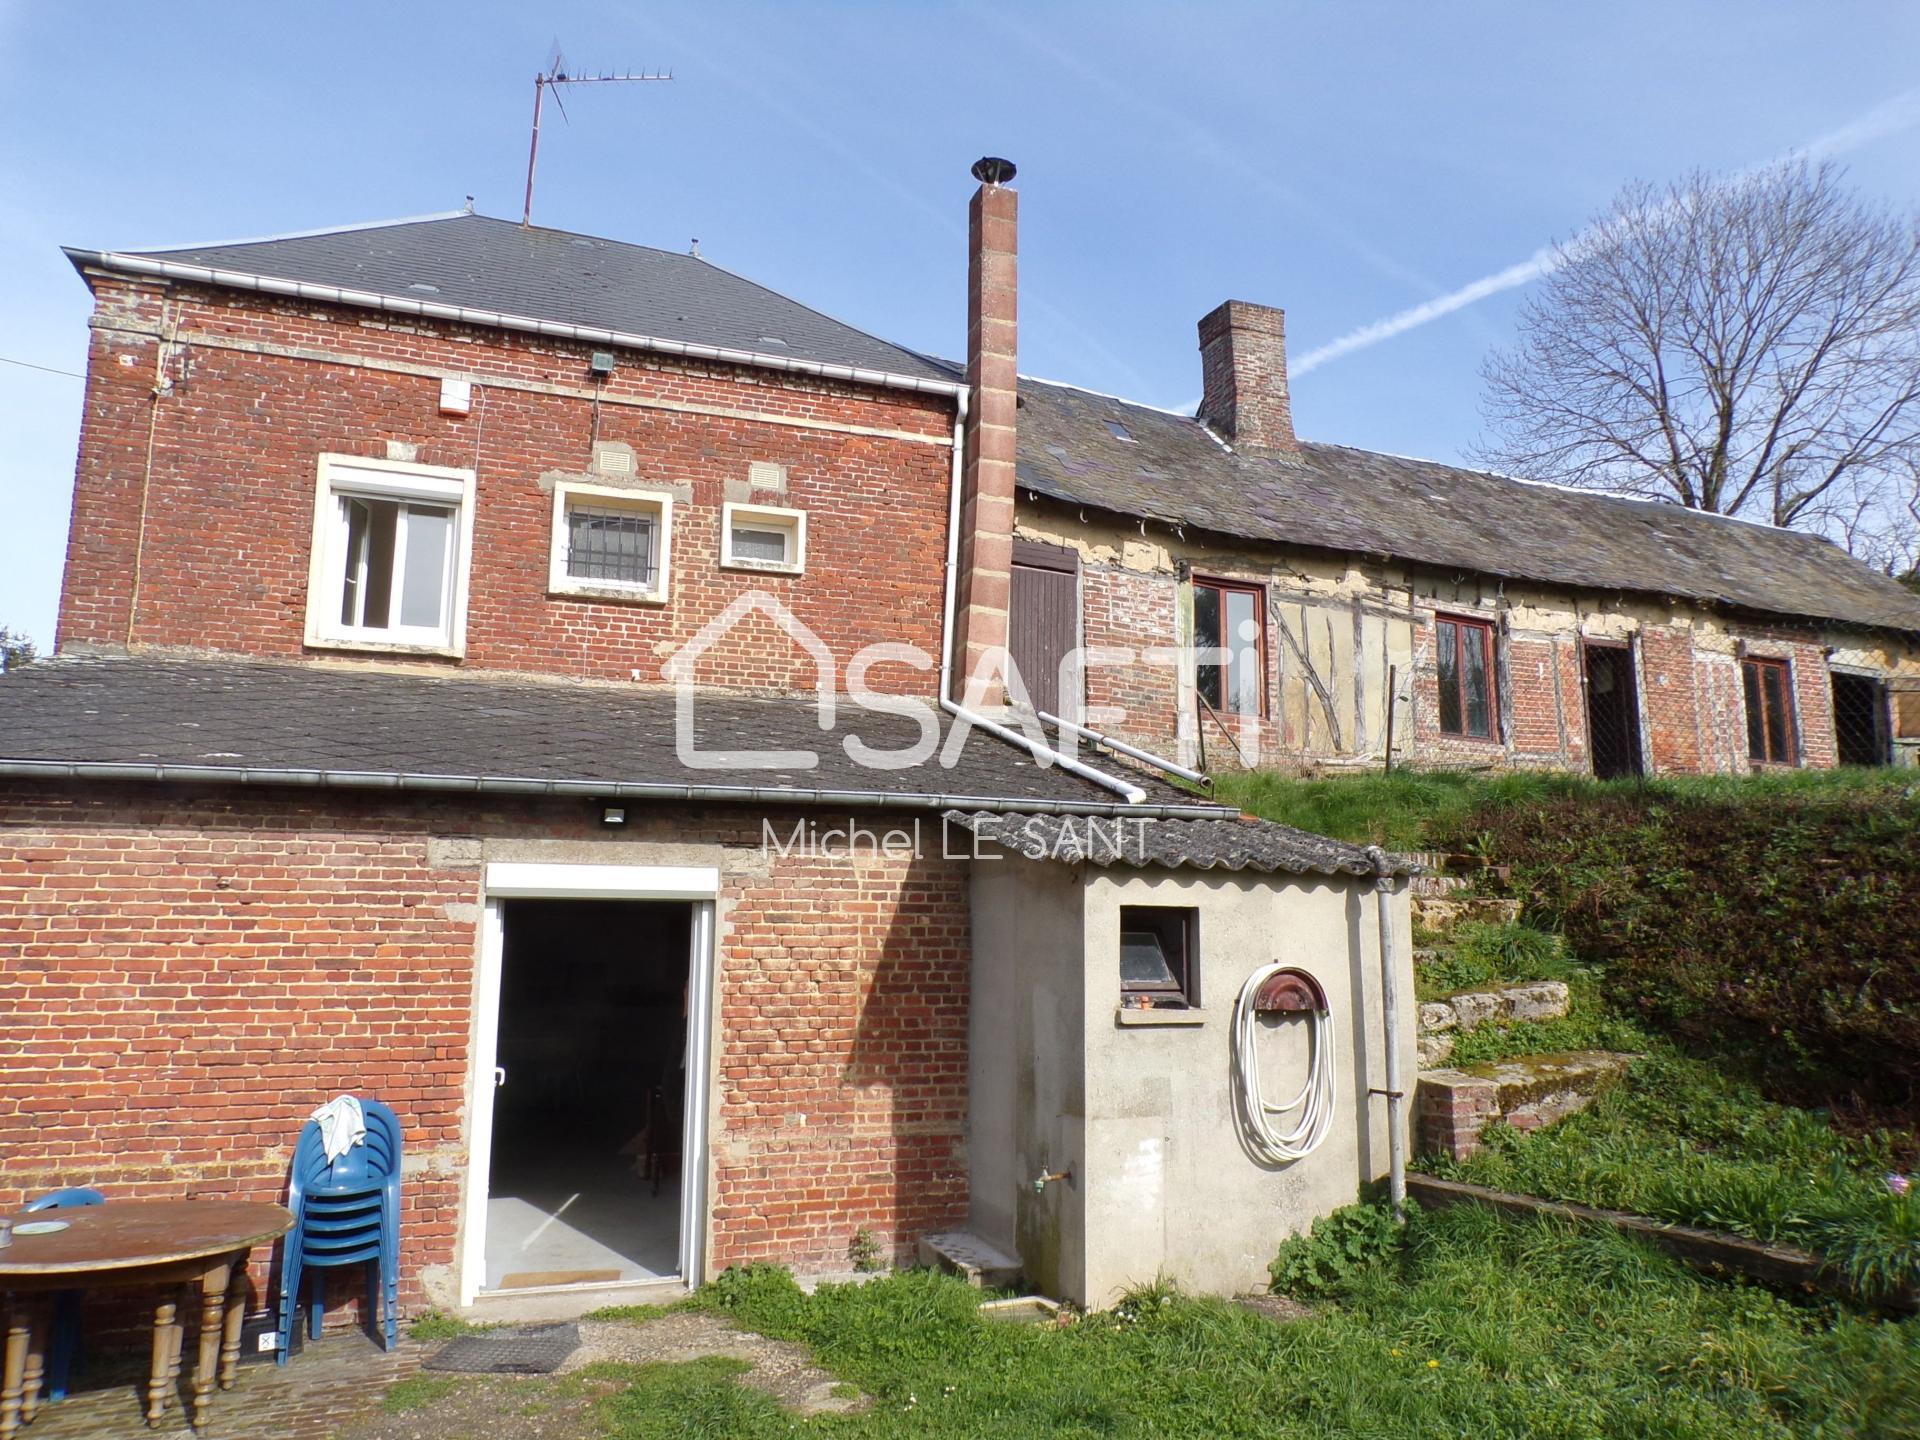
[1365,845,1407,1219]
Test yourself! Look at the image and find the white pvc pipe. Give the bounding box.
[1038,709,1209,787]
[939,697,1147,805]
[1366,846,1408,1219]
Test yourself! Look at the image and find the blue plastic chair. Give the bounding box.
[22,1188,105,1403]
[275,1100,402,1363]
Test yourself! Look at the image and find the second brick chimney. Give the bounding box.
[951,157,1020,702]
[1196,300,1297,452]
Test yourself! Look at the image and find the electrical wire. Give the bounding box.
[1233,963,1337,1164]
[0,355,84,380]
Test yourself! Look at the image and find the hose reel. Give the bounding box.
[1233,962,1336,1164]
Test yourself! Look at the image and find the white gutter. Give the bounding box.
[0,757,1220,819]
[1366,845,1409,1219]
[63,249,966,402]
[934,391,1147,807]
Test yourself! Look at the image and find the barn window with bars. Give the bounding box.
[1831,670,1892,767]
[548,482,673,602]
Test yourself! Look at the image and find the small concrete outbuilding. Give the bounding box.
[946,812,1416,1308]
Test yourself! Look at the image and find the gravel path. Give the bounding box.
[336,1310,863,1439]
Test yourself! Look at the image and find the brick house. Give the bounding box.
[1002,305,1920,776]
[0,170,1417,1322]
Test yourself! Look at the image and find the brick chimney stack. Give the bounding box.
[952,157,1019,702]
[1196,300,1297,452]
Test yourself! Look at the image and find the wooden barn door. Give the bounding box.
[1009,539,1080,718]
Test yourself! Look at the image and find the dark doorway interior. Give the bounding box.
[486,899,691,1290]
[1832,672,1892,767]
[1584,642,1643,780]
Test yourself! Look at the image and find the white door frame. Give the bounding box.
[461,863,720,1306]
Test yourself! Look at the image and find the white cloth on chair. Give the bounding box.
[310,1094,367,1162]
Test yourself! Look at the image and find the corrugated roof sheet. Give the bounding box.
[109,213,951,385]
[945,808,1414,878]
[1016,379,1920,635]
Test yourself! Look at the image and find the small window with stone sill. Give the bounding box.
[721,502,806,575]
[1120,906,1198,1009]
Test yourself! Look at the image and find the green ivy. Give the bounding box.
[1269,1201,1407,1300]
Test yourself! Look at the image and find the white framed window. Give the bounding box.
[720,502,806,575]
[304,454,475,656]
[549,480,674,604]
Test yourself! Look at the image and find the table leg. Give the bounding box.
[190,1259,233,1430]
[146,1294,179,1428]
[17,1302,44,1426]
[218,1264,246,1390]
[2,1300,29,1440]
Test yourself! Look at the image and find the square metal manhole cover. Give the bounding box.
[424,1322,581,1374]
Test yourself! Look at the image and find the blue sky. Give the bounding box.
[3,2,1917,647]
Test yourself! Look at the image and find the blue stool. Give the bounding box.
[275,1100,402,1362]
[21,1187,105,1403]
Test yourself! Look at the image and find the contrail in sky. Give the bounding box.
[1292,87,1920,378]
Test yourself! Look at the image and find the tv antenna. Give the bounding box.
[522,46,672,226]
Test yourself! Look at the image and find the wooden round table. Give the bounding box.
[0,1199,293,1435]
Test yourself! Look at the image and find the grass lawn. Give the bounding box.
[520,1213,1917,1439]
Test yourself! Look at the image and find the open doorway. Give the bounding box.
[483,899,693,1292]
[1832,671,1891,766]
[1583,641,1643,779]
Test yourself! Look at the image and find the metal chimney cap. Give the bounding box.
[971,156,1017,186]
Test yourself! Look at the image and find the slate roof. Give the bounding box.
[85,213,951,386]
[0,653,1224,818]
[944,809,1414,878]
[1016,379,1920,636]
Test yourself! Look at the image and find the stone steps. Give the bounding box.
[1411,894,1523,932]
[918,1231,1022,1289]
[1416,981,1569,1065]
[1417,1050,1636,1159]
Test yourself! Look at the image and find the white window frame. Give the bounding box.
[304,453,476,657]
[548,480,674,604]
[720,501,807,575]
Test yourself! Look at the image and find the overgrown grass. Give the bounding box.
[1416,919,1579,999]
[578,1213,1920,1437]
[1212,764,1915,850]
[407,1310,496,1341]
[1426,1049,1919,1296]
[1441,979,1653,1066]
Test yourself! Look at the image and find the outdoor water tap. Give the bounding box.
[1032,1162,1072,1195]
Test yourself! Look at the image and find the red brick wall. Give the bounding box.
[59,278,956,692]
[0,783,970,1314]
[1081,565,1182,756]
[1638,627,1702,774]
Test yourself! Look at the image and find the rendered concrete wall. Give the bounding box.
[967,858,1087,1299]
[969,856,1415,1308]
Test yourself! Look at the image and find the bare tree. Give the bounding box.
[0,627,35,674]
[1478,160,1920,553]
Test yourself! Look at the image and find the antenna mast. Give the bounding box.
[522,50,672,226]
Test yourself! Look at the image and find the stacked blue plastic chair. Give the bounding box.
[275,1098,402,1363]
[22,1187,105,1402]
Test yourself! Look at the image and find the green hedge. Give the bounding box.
[1456,783,1920,1111]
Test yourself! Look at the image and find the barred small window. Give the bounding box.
[567,506,656,587]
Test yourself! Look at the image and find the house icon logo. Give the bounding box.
[663,591,839,770]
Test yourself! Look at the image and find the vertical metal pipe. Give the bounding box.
[522,77,545,226]
[1366,845,1407,1219]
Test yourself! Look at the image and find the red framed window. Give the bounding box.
[1743,656,1796,764]
[1435,616,1497,739]
[1193,578,1266,717]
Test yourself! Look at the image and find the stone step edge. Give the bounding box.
[1406,1174,1917,1312]
[1418,981,1570,1035]
[918,1232,1022,1289]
